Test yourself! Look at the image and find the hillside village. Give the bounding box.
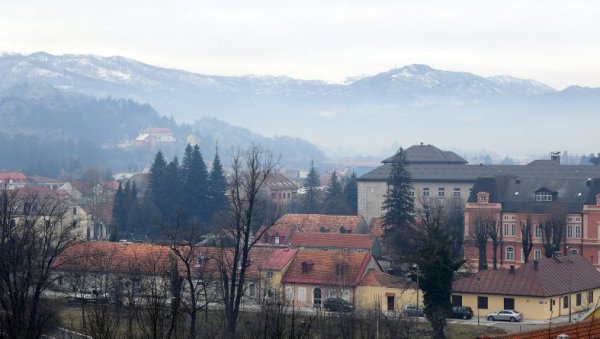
[4,142,600,338]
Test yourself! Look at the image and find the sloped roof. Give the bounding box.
[264,248,298,270]
[453,254,600,297]
[468,176,591,214]
[282,250,372,286]
[29,175,64,184]
[267,214,367,238]
[0,171,28,182]
[265,173,298,191]
[382,144,467,165]
[287,232,373,249]
[360,269,415,289]
[368,217,385,237]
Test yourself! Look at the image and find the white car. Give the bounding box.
[486,310,523,322]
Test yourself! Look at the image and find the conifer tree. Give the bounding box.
[148,151,168,210]
[164,156,182,219]
[302,160,321,213]
[343,172,358,215]
[323,170,347,215]
[182,145,209,221]
[208,146,228,220]
[382,147,414,229]
[111,182,125,241]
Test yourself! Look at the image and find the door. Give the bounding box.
[504,298,515,310]
[387,296,395,311]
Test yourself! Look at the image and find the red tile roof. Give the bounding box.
[16,186,64,199]
[287,232,373,250]
[360,269,415,289]
[368,217,385,237]
[453,254,600,297]
[267,214,367,238]
[264,248,298,270]
[282,250,372,286]
[0,171,28,182]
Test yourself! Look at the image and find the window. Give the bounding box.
[409,190,414,197]
[511,223,516,236]
[504,298,515,310]
[274,236,280,244]
[298,287,306,302]
[438,187,445,197]
[575,225,582,239]
[589,291,594,304]
[453,188,461,197]
[247,283,256,297]
[536,192,553,202]
[477,296,488,309]
[422,187,430,197]
[313,288,322,307]
[73,207,77,215]
[520,249,525,262]
[563,296,569,309]
[503,224,510,236]
[452,295,463,306]
[266,270,273,280]
[577,293,582,306]
[535,225,542,238]
[567,225,573,238]
[506,247,515,261]
[477,192,489,204]
[534,250,542,260]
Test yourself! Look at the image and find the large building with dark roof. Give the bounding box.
[358,144,600,223]
[464,175,600,270]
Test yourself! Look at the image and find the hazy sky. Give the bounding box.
[2,0,600,89]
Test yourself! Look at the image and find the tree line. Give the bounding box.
[111,144,228,240]
[301,160,358,215]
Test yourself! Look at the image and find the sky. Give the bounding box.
[2,0,600,90]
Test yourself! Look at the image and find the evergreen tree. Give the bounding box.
[343,172,358,215]
[164,156,183,219]
[208,146,228,220]
[382,148,414,229]
[111,182,125,240]
[302,160,321,213]
[148,151,168,211]
[182,145,209,221]
[323,170,348,215]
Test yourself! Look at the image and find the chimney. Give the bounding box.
[509,265,515,273]
[533,260,539,270]
[551,152,561,164]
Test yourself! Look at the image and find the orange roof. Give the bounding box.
[368,217,385,237]
[16,186,63,199]
[360,269,415,289]
[282,250,372,286]
[267,214,367,238]
[288,232,373,249]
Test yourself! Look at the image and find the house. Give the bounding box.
[135,127,176,148]
[463,176,600,269]
[263,173,298,206]
[0,171,28,189]
[358,144,600,223]
[29,175,65,190]
[280,250,379,308]
[355,269,420,313]
[452,253,600,320]
[261,214,369,245]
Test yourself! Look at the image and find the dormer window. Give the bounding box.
[274,236,280,244]
[477,192,489,204]
[301,261,313,273]
[335,262,348,276]
[536,192,552,202]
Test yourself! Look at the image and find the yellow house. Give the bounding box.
[452,253,600,320]
[355,269,421,313]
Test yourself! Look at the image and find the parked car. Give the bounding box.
[402,304,424,317]
[450,306,473,319]
[486,310,523,322]
[323,298,354,312]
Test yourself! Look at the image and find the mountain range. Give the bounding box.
[2,52,600,157]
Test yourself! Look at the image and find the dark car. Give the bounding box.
[450,306,473,319]
[323,298,354,312]
[402,304,424,317]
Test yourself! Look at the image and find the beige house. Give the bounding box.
[355,269,420,313]
[452,253,600,320]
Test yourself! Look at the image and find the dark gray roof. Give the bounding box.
[468,177,592,214]
[359,163,600,183]
[382,144,467,165]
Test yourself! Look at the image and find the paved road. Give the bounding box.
[448,312,589,334]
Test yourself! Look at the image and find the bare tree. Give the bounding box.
[486,217,501,270]
[0,186,77,339]
[469,210,492,271]
[541,203,567,258]
[217,144,277,338]
[521,217,534,264]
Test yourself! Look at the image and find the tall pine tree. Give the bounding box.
[343,172,358,215]
[302,160,321,213]
[323,170,348,215]
[382,148,414,228]
[181,145,209,221]
[208,146,228,221]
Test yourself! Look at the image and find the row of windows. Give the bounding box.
[503,247,580,261]
[418,187,462,197]
[500,223,582,239]
[466,291,594,310]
